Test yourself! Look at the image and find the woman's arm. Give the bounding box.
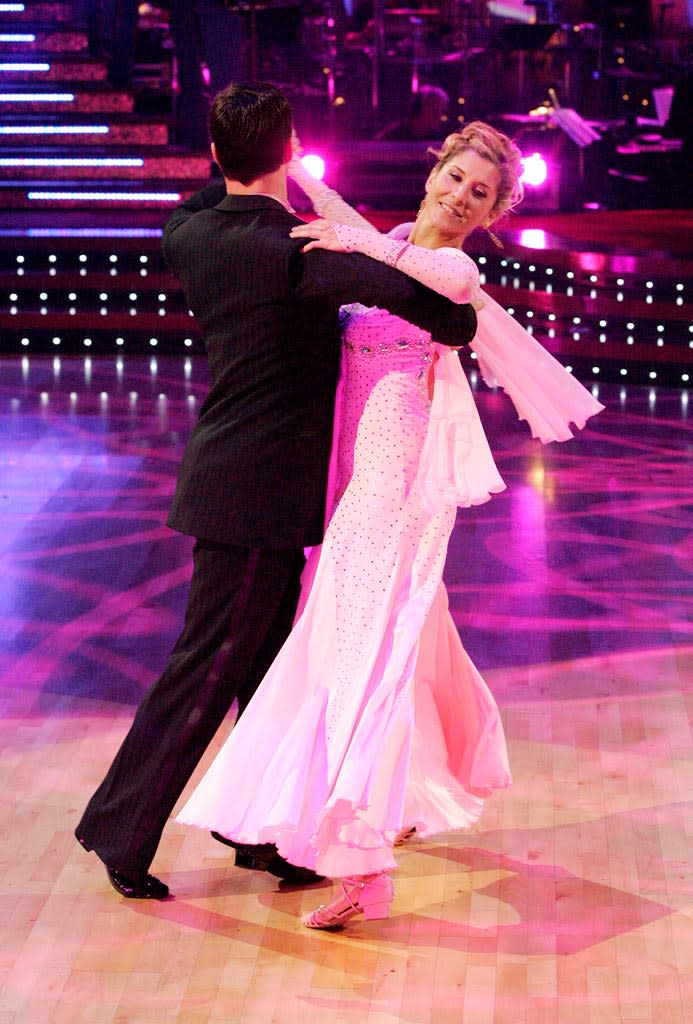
[288,152,378,232]
[290,219,481,305]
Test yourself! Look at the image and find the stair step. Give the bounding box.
[0,180,201,209]
[0,87,134,112]
[0,118,171,144]
[0,56,108,82]
[0,29,88,54]
[0,4,74,24]
[0,150,211,179]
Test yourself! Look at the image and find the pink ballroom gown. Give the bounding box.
[177,175,604,877]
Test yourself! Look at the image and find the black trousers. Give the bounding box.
[75,539,305,876]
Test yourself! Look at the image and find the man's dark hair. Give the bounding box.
[209,82,293,185]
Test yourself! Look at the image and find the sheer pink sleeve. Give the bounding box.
[331,223,481,304]
[288,159,377,231]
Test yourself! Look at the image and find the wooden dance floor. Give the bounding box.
[1,352,691,1022]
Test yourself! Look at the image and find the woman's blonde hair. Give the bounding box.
[429,121,524,224]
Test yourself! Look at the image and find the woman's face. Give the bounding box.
[421,149,501,245]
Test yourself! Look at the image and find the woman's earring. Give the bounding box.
[486,226,503,248]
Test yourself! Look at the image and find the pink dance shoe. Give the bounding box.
[394,825,417,846]
[302,872,394,930]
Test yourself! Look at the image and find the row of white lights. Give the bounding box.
[7,336,690,380]
[17,392,688,412]
[14,335,196,348]
[23,392,198,405]
[480,256,687,300]
[6,295,685,345]
[9,253,157,277]
[12,355,194,384]
[7,252,686,299]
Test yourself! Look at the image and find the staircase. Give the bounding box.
[0,0,210,354]
[0,0,210,212]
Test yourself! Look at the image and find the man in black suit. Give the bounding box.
[75,82,477,900]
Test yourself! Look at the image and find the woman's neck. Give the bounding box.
[408,219,467,251]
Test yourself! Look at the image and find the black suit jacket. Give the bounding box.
[163,181,477,548]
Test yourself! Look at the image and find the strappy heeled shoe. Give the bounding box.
[394,825,417,846]
[302,872,394,930]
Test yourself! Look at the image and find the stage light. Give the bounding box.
[0,157,142,166]
[28,190,180,201]
[300,154,326,181]
[0,62,49,71]
[520,153,548,188]
[26,227,162,238]
[0,33,35,41]
[0,5,26,11]
[1,125,107,134]
[0,92,73,101]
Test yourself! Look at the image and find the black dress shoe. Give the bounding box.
[106,866,170,900]
[210,831,324,885]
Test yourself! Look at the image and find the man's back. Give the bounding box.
[163,182,477,549]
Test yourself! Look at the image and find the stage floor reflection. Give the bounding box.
[0,355,690,1024]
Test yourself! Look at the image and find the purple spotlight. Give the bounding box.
[520,152,548,188]
[300,153,325,181]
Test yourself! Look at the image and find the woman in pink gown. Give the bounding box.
[177,123,603,929]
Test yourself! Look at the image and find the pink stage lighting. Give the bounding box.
[300,154,326,181]
[520,152,549,188]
